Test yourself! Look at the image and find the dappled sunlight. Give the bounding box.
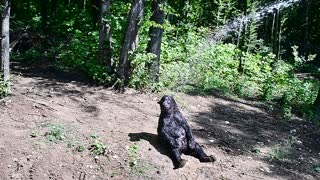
[190,95,320,179]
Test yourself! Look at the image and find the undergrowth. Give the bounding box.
[0,75,9,98]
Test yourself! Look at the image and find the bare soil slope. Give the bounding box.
[0,66,319,180]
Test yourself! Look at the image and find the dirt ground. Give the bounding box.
[0,65,320,180]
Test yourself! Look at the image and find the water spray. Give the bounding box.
[209,0,302,42]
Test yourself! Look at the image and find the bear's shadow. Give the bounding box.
[128,132,171,158]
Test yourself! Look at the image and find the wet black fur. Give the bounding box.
[157,95,216,169]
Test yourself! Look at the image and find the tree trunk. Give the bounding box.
[146,0,164,83]
[41,0,49,29]
[303,0,310,58]
[118,0,144,87]
[98,0,112,72]
[237,0,247,73]
[51,0,57,18]
[1,0,10,93]
[314,81,320,113]
[272,9,280,59]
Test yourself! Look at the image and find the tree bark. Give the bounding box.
[51,0,57,17]
[271,8,281,60]
[314,81,320,113]
[98,0,112,72]
[1,0,10,93]
[41,0,49,29]
[118,0,144,87]
[146,0,164,82]
[237,0,247,73]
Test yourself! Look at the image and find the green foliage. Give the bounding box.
[128,143,152,176]
[9,0,320,122]
[128,143,139,168]
[89,140,107,155]
[269,137,296,161]
[270,144,290,161]
[0,75,9,98]
[292,46,317,68]
[314,164,320,173]
[76,144,86,152]
[45,124,65,142]
[129,53,156,89]
[159,34,317,119]
[55,20,113,84]
[30,130,39,138]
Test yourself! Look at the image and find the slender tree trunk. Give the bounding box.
[303,0,310,58]
[236,17,243,47]
[118,0,144,88]
[313,81,320,113]
[1,0,10,93]
[237,0,247,73]
[272,9,280,59]
[83,0,87,10]
[51,0,57,18]
[146,0,164,82]
[41,0,49,29]
[98,0,112,72]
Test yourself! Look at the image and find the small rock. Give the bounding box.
[297,140,302,144]
[225,121,230,125]
[113,155,119,159]
[7,165,11,168]
[259,168,264,172]
[290,129,297,133]
[209,140,214,143]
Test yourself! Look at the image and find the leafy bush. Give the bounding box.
[89,140,107,155]
[45,124,65,142]
[159,37,318,120]
[57,30,112,84]
[0,75,8,98]
[129,52,156,89]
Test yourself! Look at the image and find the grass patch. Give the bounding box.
[269,137,296,161]
[128,143,155,176]
[45,124,65,142]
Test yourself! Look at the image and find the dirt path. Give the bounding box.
[0,66,319,180]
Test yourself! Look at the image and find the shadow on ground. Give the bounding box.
[12,62,91,84]
[11,62,100,97]
[191,98,320,179]
[128,132,175,167]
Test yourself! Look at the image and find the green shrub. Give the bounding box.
[89,140,107,155]
[159,37,318,119]
[0,76,8,98]
[45,124,65,142]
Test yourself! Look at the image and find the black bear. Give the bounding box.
[157,95,216,169]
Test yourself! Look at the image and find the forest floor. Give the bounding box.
[0,63,320,180]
